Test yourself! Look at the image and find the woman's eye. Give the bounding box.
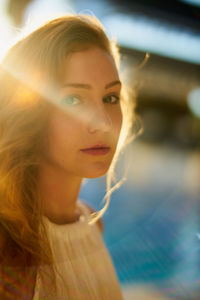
[61,95,81,106]
[103,95,120,104]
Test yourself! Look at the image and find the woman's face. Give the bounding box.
[46,47,122,178]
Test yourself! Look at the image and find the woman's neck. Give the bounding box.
[38,161,83,224]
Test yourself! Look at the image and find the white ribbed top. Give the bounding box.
[33,200,123,300]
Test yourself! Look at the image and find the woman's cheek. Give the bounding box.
[116,108,123,132]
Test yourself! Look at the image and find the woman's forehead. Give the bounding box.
[62,47,119,85]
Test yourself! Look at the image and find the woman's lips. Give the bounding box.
[80,147,110,156]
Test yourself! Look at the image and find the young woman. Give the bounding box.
[0,15,134,299]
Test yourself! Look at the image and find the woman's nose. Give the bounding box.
[87,106,112,134]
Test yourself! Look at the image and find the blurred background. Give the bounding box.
[1,0,200,299]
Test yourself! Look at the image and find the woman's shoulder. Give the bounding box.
[81,202,104,234]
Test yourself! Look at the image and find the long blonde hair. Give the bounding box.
[0,14,136,294]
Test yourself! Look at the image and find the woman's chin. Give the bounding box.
[83,163,110,179]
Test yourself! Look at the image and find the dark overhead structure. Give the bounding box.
[108,0,200,32]
[6,0,33,26]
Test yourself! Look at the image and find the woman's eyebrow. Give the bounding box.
[62,80,121,89]
[105,80,121,89]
